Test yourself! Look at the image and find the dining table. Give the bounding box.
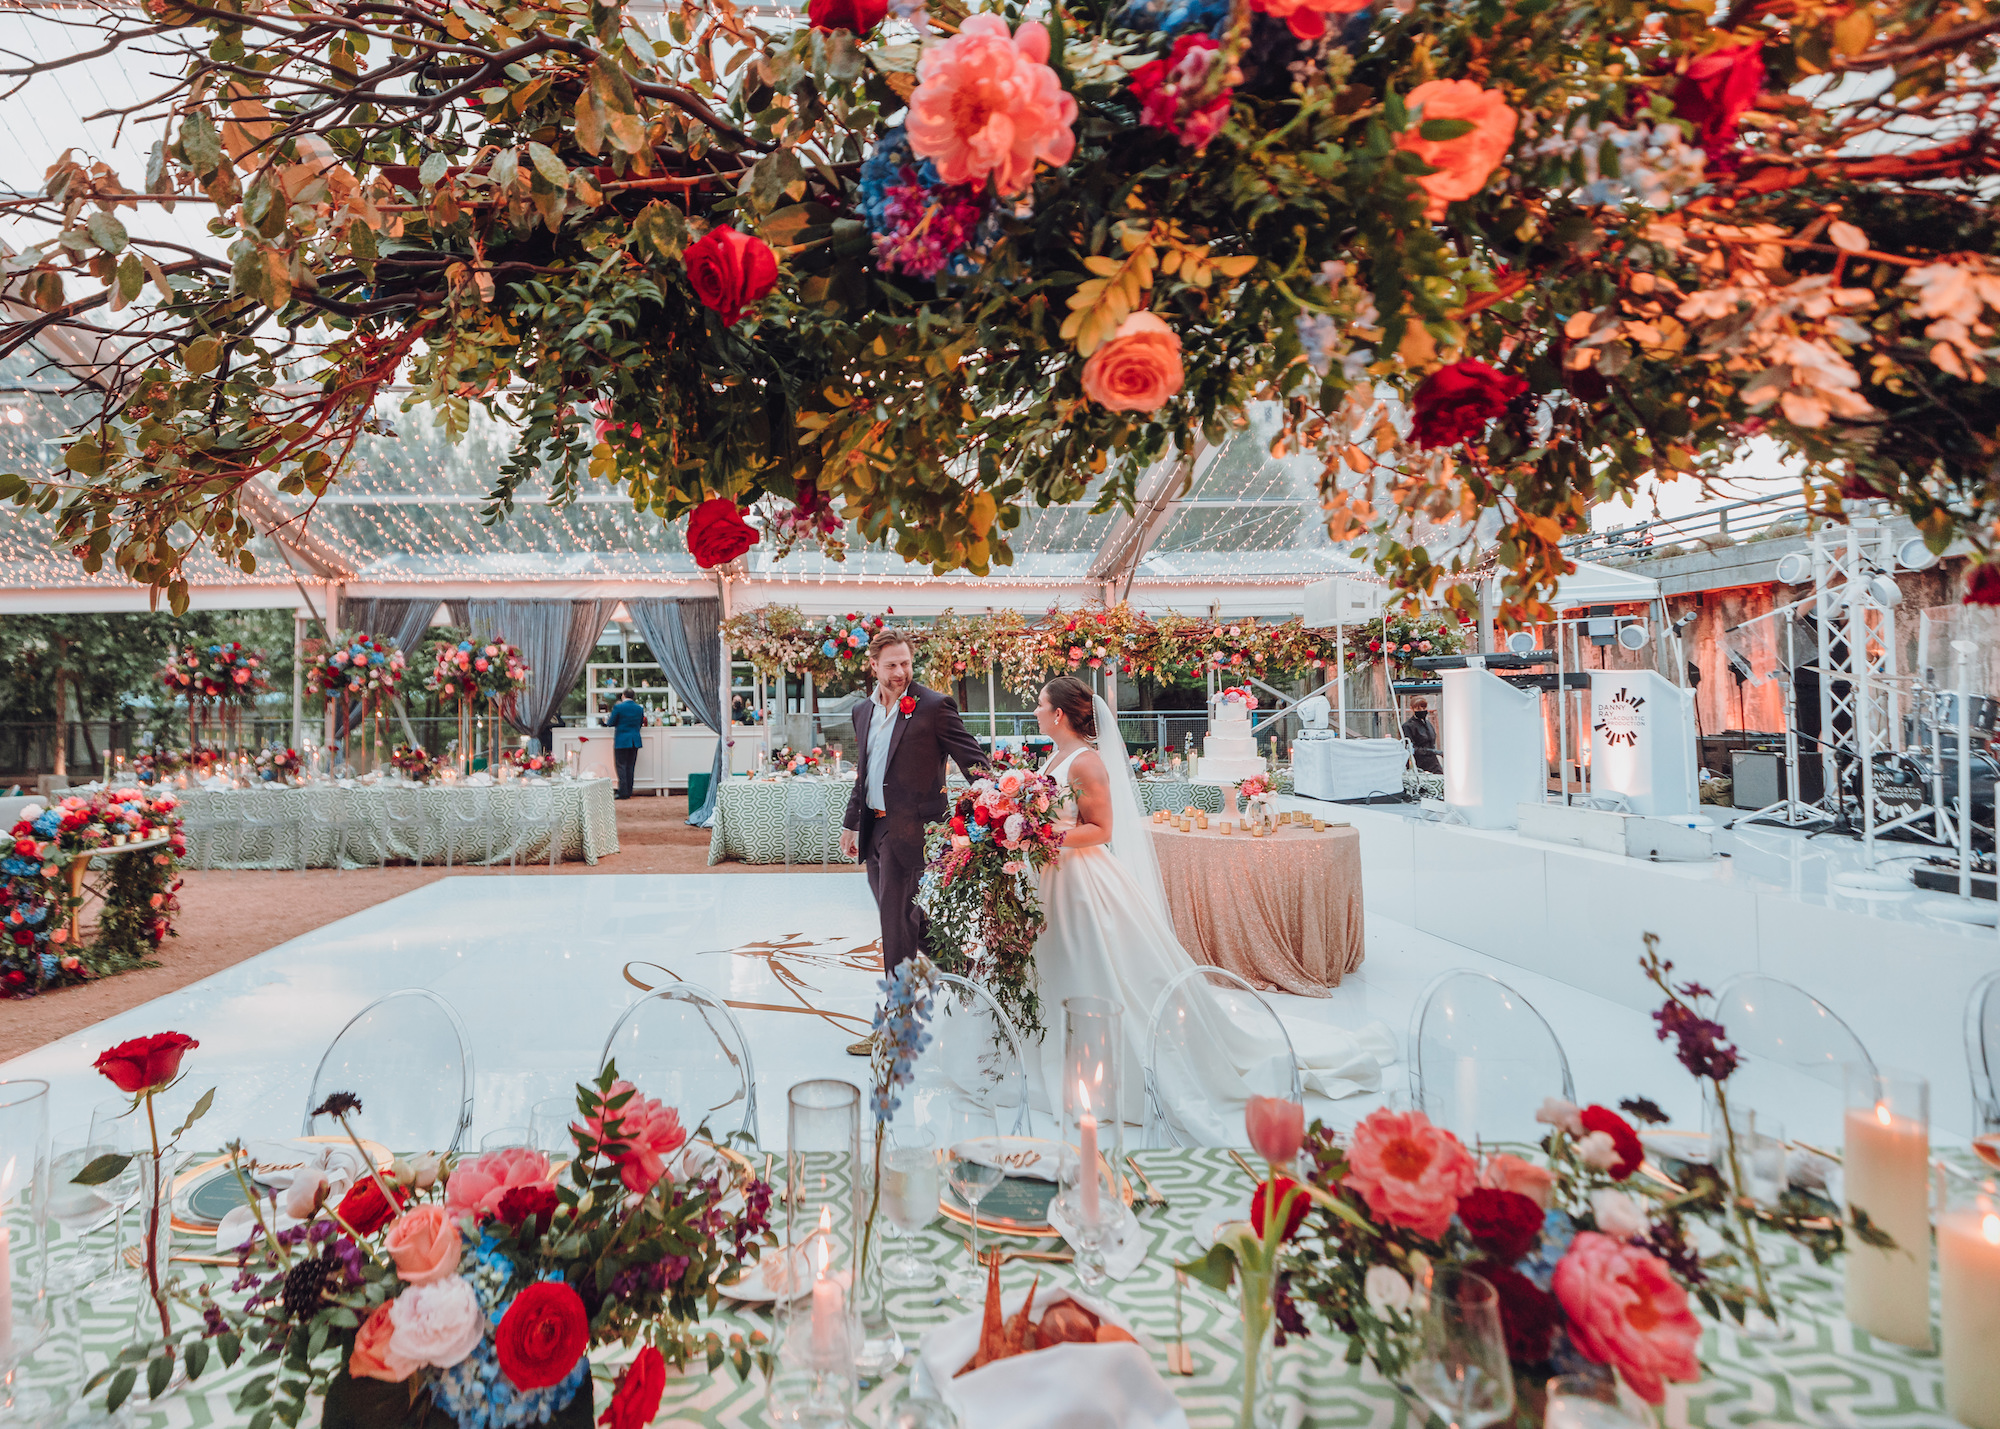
[20,1146,1967,1428]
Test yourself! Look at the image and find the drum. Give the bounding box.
[1933,692,2000,734]
[1854,749,1999,828]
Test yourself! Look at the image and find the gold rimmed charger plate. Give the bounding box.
[170,1136,392,1236]
[936,1136,1131,1238]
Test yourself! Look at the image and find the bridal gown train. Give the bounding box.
[1024,746,1395,1145]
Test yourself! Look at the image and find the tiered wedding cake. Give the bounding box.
[1192,688,1267,784]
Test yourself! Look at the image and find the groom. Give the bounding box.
[840,629,988,1050]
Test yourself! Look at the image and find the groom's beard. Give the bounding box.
[875,677,909,701]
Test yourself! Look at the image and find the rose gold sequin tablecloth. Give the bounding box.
[1149,821,1364,996]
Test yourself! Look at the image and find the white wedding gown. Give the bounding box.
[1024,734,1395,1145]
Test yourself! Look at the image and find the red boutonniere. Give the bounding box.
[899,695,917,717]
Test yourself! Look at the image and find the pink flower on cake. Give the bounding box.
[1341,1107,1477,1241]
[444,1147,557,1223]
[576,1080,688,1193]
[1552,1232,1702,1404]
[906,14,1077,197]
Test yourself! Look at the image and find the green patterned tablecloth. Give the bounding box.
[1137,772,1296,815]
[16,1148,1962,1428]
[176,778,619,869]
[707,776,860,867]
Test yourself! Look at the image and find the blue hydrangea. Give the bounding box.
[3,857,41,878]
[23,906,45,927]
[1517,1208,1577,1293]
[432,1252,588,1429]
[822,641,839,657]
[32,812,58,837]
[37,953,56,976]
[1112,0,1229,33]
[459,641,474,653]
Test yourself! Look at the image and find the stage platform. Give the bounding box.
[1287,794,1998,1139]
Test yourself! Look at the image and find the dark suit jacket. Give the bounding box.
[842,683,988,860]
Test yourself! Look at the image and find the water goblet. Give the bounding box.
[944,1115,1004,1301]
[480,1126,532,1152]
[880,1137,940,1289]
[1544,1373,1652,1429]
[47,1132,116,1294]
[87,1098,140,1290]
[529,1096,576,1157]
[1403,1268,1515,1429]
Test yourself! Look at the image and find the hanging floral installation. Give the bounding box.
[0,0,1995,617]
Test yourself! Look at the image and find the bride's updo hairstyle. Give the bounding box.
[1042,676,1098,740]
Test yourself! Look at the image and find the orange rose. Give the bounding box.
[1080,312,1184,413]
[1250,0,1370,41]
[350,1302,420,1383]
[384,1204,461,1286]
[1395,80,1518,219]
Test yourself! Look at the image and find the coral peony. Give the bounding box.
[387,1275,487,1369]
[495,1280,590,1391]
[1248,0,1370,40]
[686,497,759,569]
[1456,1187,1545,1263]
[1245,1095,1306,1167]
[93,1031,198,1094]
[445,1147,557,1223]
[1410,360,1527,449]
[350,1302,420,1383]
[385,1204,462,1285]
[1553,1232,1703,1404]
[599,1345,667,1429]
[1080,311,1184,412]
[1480,1152,1556,1210]
[576,1080,689,1194]
[683,226,779,326]
[807,0,886,34]
[1579,1105,1644,1180]
[1341,1107,1477,1241]
[906,14,1077,197]
[1395,81,1518,219]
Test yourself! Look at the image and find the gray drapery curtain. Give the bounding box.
[466,599,616,744]
[628,597,724,828]
[338,599,443,659]
[444,600,470,628]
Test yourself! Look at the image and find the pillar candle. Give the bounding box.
[809,1272,845,1369]
[1078,1107,1101,1224]
[1940,1195,2000,1428]
[1843,1102,1932,1346]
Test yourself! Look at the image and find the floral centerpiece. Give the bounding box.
[504,750,559,776]
[774,745,824,776]
[428,639,531,705]
[254,747,302,784]
[305,633,408,700]
[160,644,268,706]
[390,744,445,785]
[85,1064,775,1427]
[1237,774,1269,799]
[1187,942,1877,1426]
[1129,752,1159,776]
[918,770,1065,1039]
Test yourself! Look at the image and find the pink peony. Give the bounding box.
[1341,1107,1477,1241]
[575,1080,689,1194]
[1552,1232,1702,1404]
[906,14,1077,197]
[1479,1151,1556,1211]
[444,1147,557,1223]
[387,1275,486,1369]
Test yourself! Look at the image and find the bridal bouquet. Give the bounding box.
[918,770,1065,1039]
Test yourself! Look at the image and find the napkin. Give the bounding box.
[214,1141,373,1251]
[918,1288,1187,1429]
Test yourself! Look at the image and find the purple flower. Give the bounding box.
[1272,1272,1311,1347]
[1652,1000,1740,1081]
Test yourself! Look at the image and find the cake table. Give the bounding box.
[1148,817,1364,996]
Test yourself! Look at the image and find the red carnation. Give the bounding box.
[599,1346,667,1429]
[335,1175,409,1236]
[1410,361,1528,449]
[1471,1259,1562,1364]
[495,1281,590,1391]
[1671,45,1764,164]
[686,498,759,569]
[1579,1105,1643,1180]
[899,695,917,716]
[1248,1177,1309,1242]
[497,1183,560,1233]
[1456,1187,1545,1262]
[93,1031,198,1095]
[682,225,779,326]
[1967,562,2000,606]
[807,0,886,33]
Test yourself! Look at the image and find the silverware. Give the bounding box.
[1169,1271,1195,1376]
[1226,1148,1261,1183]
[1125,1154,1168,1211]
[123,1247,239,1268]
[960,1237,1072,1266]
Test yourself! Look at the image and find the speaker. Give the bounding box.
[1731,751,1786,810]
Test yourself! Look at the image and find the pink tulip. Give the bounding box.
[1245,1095,1305,1167]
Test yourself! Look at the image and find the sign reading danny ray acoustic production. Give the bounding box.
[1594,686,1647,750]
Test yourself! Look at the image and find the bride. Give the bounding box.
[1023,675,1394,1144]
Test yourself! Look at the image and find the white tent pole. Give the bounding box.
[718,571,733,782]
[987,661,998,745]
[1336,617,1346,739]
[291,613,305,750]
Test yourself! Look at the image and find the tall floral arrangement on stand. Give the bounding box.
[160,644,268,750]
[305,633,408,774]
[427,639,530,774]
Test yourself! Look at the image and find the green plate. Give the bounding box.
[943,1174,1058,1234]
[184,1168,275,1227]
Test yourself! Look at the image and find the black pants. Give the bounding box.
[614,746,638,799]
[863,826,929,976]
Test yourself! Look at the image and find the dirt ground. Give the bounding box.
[0,792,851,1061]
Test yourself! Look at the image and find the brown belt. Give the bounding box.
[874,809,886,817]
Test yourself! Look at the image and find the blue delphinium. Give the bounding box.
[432,1248,588,1429]
[869,957,935,1123]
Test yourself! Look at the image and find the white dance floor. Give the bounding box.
[0,869,1781,1151]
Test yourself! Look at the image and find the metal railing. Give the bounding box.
[1563,492,1819,564]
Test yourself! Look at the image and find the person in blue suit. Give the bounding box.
[608,689,647,799]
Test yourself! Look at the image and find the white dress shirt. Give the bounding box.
[865,685,900,813]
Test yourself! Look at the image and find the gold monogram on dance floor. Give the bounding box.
[623,933,885,1036]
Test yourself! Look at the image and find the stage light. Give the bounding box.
[1617,622,1649,651]
[1868,573,1903,607]
[1506,631,1537,654]
[1774,552,1812,585]
[1896,538,1938,571]
[1817,589,1848,622]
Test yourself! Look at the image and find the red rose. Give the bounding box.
[1968,563,2000,606]
[1671,45,1763,159]
[950,817,968,836]
[1247,1177,1309,1241]
[495,1280,590,1391]
[599,1346,667,1429]
[1471,1259,1562,1364]
[686,498,759,569]
[497,1183,560,1233]
[93,1031,198,1095]
[807,0,886,33]
[335,1176,409,1237]
[1456,1187,1545,1262]
[682,225,779,326]
[1578,1105,1643,1180]
[1410,360,1528,449]
[899,695,917,716]
[11,839,31,857]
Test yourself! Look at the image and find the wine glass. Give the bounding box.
[880,1135,939,1289]
[944,1112,1004,1301]
[1403,1269,1515,1429]
[1544,1373,1651,1429]
[46,1132,116,1294]
[529,1096,576,1157]
[480,1126,531,1152]
[87,1097,140,1290]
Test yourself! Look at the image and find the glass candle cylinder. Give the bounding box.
[1939,1178,2000,1429]
[769,1080,860,1428]
[0,1079,51,1375]
[1058,996,1123,1225]
[1842,1065,1931,1347]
